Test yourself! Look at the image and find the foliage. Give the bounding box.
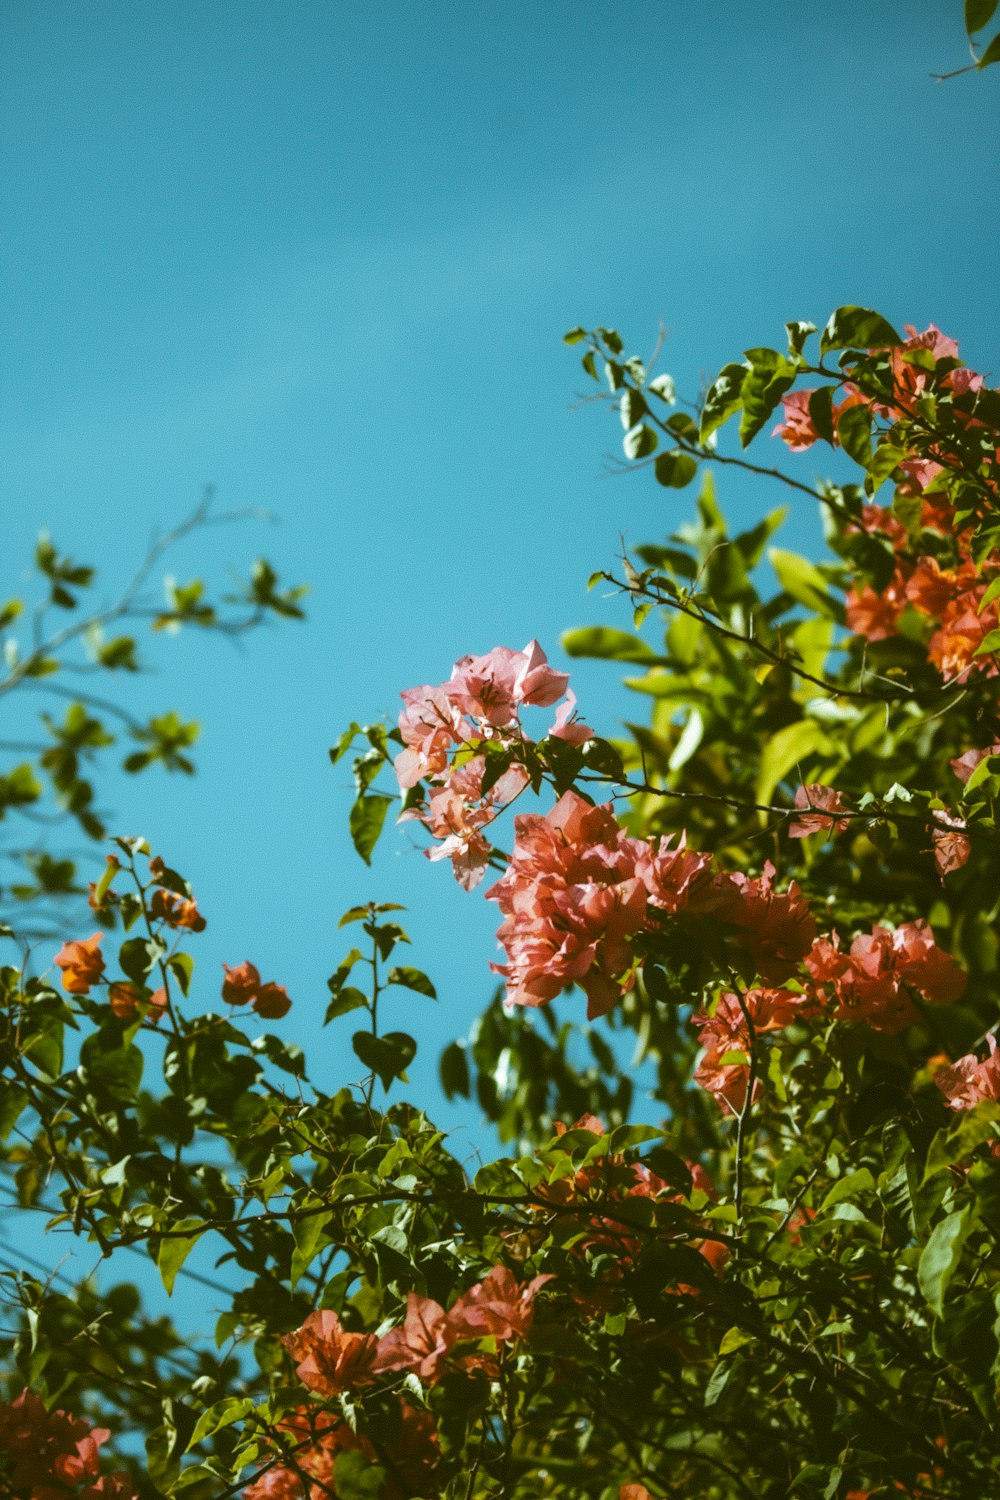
[2,24,1000,1493]
[2,303,1000,1500]
[0,492,305,935]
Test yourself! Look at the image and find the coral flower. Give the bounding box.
[53,932,105,994]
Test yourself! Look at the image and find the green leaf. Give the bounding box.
[820,305,901,354]
[967,0,999,32]
[668,708,704,772]
[699,363,746,440]
[768,547,846,623]
[119,936,165,987]
[978,28,1000,64]
[167,952,194,997]
[79,1028,144,1104]
[0,1080,28,1140]
[836,402,873,467]
[739,359,795,447]
[561,626,662,664]
[334,1451,385,1499]
[819,1168,875,1211]
[918,1206,976,1315]
[349,792,394,865]
[756,718,828,807]
[977,576,1000,616]
[623,423,657,460]
[654,450,698,488]
[386,965,436,999]
[440,1039,470,1099]
[974,628,1000,658]
[157,1219,203,1295]
[187,1397,256,1451]
[352,1029,417,1089]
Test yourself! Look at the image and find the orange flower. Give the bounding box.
[253,982,292,1019]
[53,933,105,994]
[150,888,206,932]
[108,983,142,1021]
[283,1310,379,1395]
[221,961,261,1005]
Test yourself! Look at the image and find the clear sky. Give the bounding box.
[2,0,998,1312]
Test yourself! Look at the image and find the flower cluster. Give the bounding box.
[693,987,816,1114]
[283,1265,550,1395]
[0,1389,136,1500]
[773,325,999,683]
[394,642,591,888]
[693,920,966,1111]
[935,1034,1000,1112]
[486,791,650,1019]
[805,920,966,1035]
[220,960,292,1019]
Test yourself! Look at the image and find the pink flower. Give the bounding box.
[513,638,570,707]
[221,960,261,1006]
[448,1266,552,1341]
[711,861,816,983]
[486,791,648,1019]
[789,784,851,839]
[636,832,714,913]
[254,982,292,1019]
[950,743,1000,784]
[549,687,594,743]
[282,1310,378,1395]
[372,1292,455,1381]
[394,683,468,789]
[935,1034,1000,1111]
[773,389,821,451]
[693,987,815,1115]
[931,810,971,877]
[53,932,105,995]
[805,921,965,1035]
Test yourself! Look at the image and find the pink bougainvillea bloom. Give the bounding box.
[447,645,525,726]
[107,982,143,1021]
[53,932,105,995]
[487,790,648,1018]
[221,960,261,1005]
[244,1408,370,1500]
[845,581,907,642]
[806,920,965,1035]
[621,1486,659,1500]
[950,743,1000,784]
[512,638,570,706]
[931,810,971,877]
[935,1034,1000,1112]
[693,987,815,1115]
[149,887,206,932]
[253,981,292,1019]
[712,861,816,984]
[0,1389,137,1500]
[394,682,468,789]
[282,1310,378,1395]
[789,784,852,839]
[772,388,821,451]
[549,687,594,743]
[448,1266,552,1341]
[637,832,714,913]
[372,1292,456,1382]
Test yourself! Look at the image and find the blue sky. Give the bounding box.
[2,0,999,1315]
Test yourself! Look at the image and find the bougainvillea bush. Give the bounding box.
[4,297,1000,1500]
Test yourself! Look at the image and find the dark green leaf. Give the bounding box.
[349,792,394,865]
[352,1029,417,1089]
[820,305,901,355]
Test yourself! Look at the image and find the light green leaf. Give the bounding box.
[756,718,828,807]
[561,626,662,664]
[769,547,846,623]
[918,1206,976,1315]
